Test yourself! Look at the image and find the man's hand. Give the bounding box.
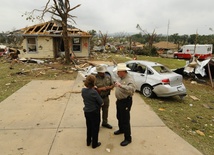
[115,82,121,87]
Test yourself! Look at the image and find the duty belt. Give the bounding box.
[118,96,132,100]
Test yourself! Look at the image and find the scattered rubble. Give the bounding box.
[189,95,200,101]
[174,57,214,87]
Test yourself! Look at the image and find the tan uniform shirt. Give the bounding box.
[115,74,136,100]
[95,74,113,97]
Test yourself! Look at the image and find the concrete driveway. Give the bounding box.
[0,73,203,155]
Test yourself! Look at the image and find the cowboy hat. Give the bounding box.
[96,65,107,73]
[113,63,130,72]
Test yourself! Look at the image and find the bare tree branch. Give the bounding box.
[68,4,81,12]
[41,0,52,18]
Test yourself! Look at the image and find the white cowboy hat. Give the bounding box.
[113,63,130,72]
[96,65,107,73]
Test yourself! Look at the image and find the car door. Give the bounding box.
[126,63,147,91]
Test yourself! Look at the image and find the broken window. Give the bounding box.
[27,37,37,52]
[72,37,81,52]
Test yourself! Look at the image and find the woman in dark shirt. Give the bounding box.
[81,75,103,149]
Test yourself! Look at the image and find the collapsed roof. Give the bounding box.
[21,20,91,37]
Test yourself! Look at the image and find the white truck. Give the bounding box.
[173,44,213,60]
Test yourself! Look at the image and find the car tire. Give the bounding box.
[179,94,186,100]
[141,85,154,98]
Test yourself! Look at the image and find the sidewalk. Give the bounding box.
[0,74,203,155]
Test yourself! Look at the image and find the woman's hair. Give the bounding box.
[84,75,96,88]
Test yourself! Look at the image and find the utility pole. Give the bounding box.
[166,20,170,57]
[166,20,170,43]
[194,29,198,55]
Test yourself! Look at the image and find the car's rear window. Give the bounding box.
[152,66,171,73]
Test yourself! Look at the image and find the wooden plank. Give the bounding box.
[30,25,38,34]
[208,63,213,87]
[37,23,47,34]
[44,22,50,33]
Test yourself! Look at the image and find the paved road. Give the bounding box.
[0,73,203,155]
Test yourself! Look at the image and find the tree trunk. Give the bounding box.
[62,21,71,64]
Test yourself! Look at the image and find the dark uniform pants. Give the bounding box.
[101,96,109,125]
[116,96,132,141]
[84,110,100,147]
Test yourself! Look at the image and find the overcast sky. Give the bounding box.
[0,0,214,35]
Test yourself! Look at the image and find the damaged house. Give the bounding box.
[153,41,178,54]
[19,20,91,59]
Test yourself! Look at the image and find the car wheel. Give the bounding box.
[174,55,178,59]
[141,85,154,98]
[179,94,186,100]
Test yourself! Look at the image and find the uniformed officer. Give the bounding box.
[95,65,114,129]
[114,63,136,146]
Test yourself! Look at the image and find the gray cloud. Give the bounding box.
[0,0,213,35]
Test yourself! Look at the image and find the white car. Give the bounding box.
[79,60,187,98]
[124,60,186,98]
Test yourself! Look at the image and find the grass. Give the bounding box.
[144,83,214,155]
[0,58,77,102]
[1,53,214,155]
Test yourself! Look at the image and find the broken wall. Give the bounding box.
[20,37,54,59]
[72,37,90,58]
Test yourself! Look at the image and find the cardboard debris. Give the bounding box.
[106,148,110,153]
[187,117,192,120]
[158,108,166,111]
[203,104,213,109]
[189,95,200,101]
[196,130,205,136]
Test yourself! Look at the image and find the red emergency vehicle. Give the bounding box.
[173,44,213,60]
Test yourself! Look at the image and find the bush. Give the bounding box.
[132,46,158,56]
